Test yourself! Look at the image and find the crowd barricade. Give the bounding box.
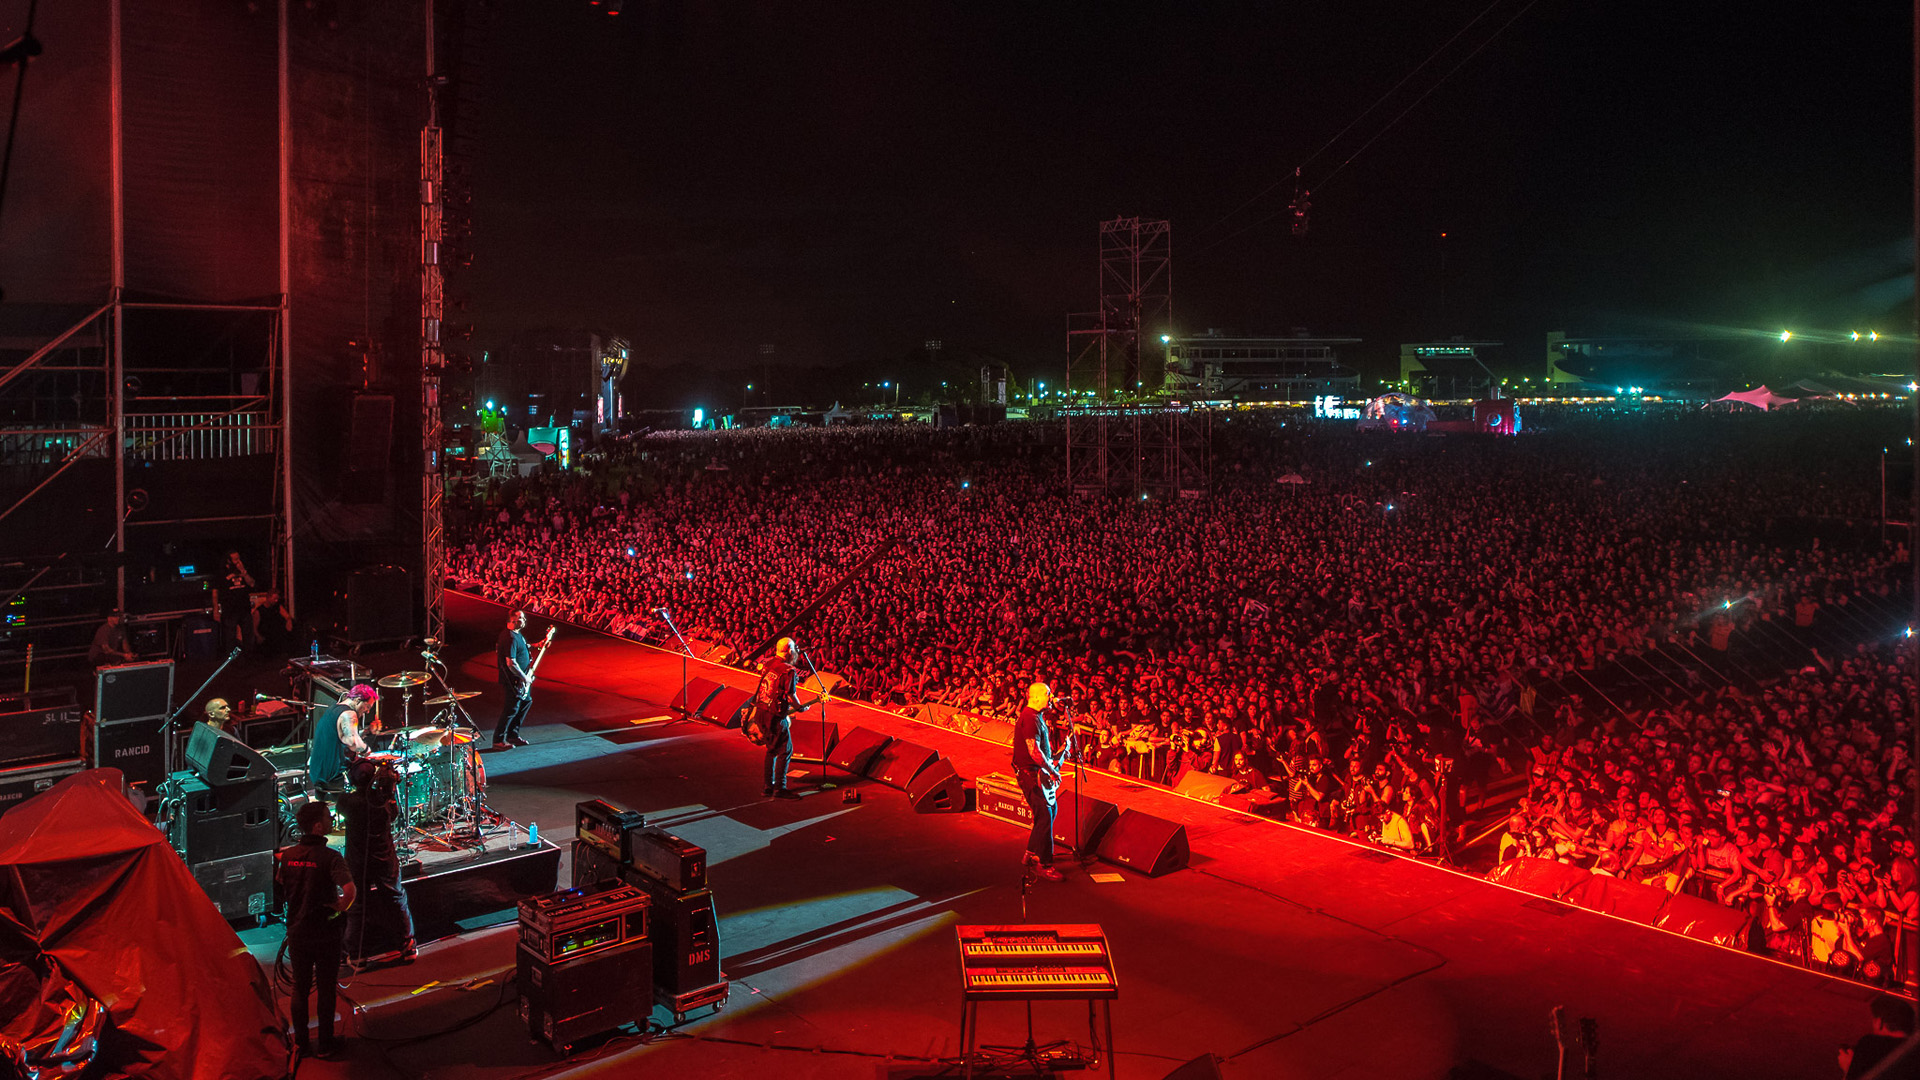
[910,702,1016,747]
[1489,857,1754,949]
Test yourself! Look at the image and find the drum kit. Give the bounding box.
[361,645,496,841]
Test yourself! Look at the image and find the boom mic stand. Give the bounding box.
[656,607,695,721]
[1060,693,1089,867]
[794,640,839,788]
[156,646,242,783]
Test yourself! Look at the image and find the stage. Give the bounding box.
[245,591,1882,1080]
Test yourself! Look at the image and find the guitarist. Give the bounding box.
[1013,681,1066,881]
[492,610,546,751]
[750,637,804,799]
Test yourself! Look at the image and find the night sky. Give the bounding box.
[468,1,1913,384]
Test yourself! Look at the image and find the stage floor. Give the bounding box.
[262,592,1881,1080]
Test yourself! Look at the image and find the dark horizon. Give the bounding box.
[468,0,1913,387]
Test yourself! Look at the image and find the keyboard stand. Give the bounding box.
[960,994,1114,1080]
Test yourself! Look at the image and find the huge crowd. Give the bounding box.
[449,407,1915,983]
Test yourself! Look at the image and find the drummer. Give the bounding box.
[309,684,376,795]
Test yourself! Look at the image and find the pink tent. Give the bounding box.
[0,769,286,1079]
[1713,385,1797,410]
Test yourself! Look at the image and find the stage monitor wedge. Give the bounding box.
[864,739,936,789]
[905,758,964,813]
[698,686,753,729]
[184,722,274,786]
[1096,808,1189,877]
[671,677,725,717]
[826,727,891,776]
[789,719,838,764]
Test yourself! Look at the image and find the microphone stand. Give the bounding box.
[156,647,241,782]
[794,640,837,788]
[1060,694,1087,866]
[656,608,694,720]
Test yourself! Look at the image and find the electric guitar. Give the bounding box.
[521,626,557,687]
[1039,719,1074,798]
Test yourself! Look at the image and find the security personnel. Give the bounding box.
[338,759,416,966]
[276,800,356,1059]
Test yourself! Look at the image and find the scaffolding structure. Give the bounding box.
[419,1,448,646]
[0,301,292,665]
[1064,405,1211,498]
[1064,217,1205,495]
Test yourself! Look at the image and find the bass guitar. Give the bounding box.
[1039,719,1074,798]
[522,625,557,686]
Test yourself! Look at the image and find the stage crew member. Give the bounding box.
[276,800,356,1060]
[750,637,803,799]
[1013,681,1065,881]
[339,758,417,965]
[308,683,374,794]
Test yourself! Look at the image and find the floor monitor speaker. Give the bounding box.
[789,719,838,763]
[184,722,275,786]
[1174,769,1235,802]
[825,727,891,776]
[865,739,936,788]
[671,677,724,716]
[1096,808,1190,877]
[698,686,752,728]
[1052,788,1119,856]
[905,758,964,813]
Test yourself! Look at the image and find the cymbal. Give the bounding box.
[377,671,432,688]
[407,726,479,747]
[423,691,481,705]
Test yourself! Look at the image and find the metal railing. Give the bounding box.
[124,410,276,461]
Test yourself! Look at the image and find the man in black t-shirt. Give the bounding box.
[339,760,416,966]
[276,801,356,1060]
[1840,993,1914,1078]
[1012,682,1062,881]
[493,610,536,750]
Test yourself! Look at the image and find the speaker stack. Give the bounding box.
[569,799,729,1022]
[0,686,85,818]
[162,722,282,919]
[85,660,175,803]
[516,884,654,1053]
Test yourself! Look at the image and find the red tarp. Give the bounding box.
[1655,891,1756,949]
[0,769,286,1080]
[1564,873,1673,923]
[1484,856,1592,899]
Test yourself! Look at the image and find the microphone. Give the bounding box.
[653,607,670,617]
[228,647,242,659]
[254,692,281,702]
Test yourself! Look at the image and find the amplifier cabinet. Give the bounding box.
[575,798,646,863]
[190,850,275,921]
[162,771,278,863]
[0,757,86,817]
[630,827,706,893]
[86,716,168,797]
[632,879,727,1018]
[0,704,85,769]
[95,661,173,724]
[518,884,650,965]
[516,939,654,1053]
